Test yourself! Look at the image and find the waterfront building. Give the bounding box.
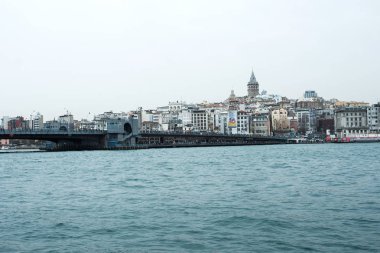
[140,110,160,123]
[271,108,290,133]
[296,109,317,135]
[215,111,228,134]
[1,116,10,130]
[207,109,223,133]
[289,116,299,133]
[203,109,216,132]
[317,118,334,135]
[237,111,250,134]
[367,103,380,132]
[139,110,161,131]
[191,110,209,131]
[315,109,335,134]
[30,112,43,130]
[150,102,191,132]
[6,116,27,130]
[58,114,74,131]
[93,111,132,131]
[251,113,271,136]
[181,109,193,131]
[247,71,260,98]
[158,112,172,131]
[335,107,368,137]
[198,103,227,132]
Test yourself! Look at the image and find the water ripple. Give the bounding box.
[1,144,380,252]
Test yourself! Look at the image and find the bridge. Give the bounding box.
[0,129,107,151]
[1,128,289,151]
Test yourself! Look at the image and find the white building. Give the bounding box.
[216,111,229,134]
[296,109,317,134]
[368,103,380,132]
[30,112,43,130]
[181,109,193,131]
[58,114,74,131]
[191,110,209,131]
[93,111,132,131]
[1,116,10,130]
[335,107,368,137]
[237,111,250,134]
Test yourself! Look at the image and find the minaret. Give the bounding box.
[247,70,259,98]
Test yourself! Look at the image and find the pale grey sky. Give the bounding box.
[1,0,379,120]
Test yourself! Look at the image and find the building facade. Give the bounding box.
[368,103,380,132]
[271,108,290,133]
[237,111,250,134]
[335,107,368,137]
[30,112,43,130]
[251,113,270,136]
[191,110,209,131]
[296,109,317,134]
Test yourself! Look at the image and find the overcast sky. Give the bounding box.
[1,0,379,120]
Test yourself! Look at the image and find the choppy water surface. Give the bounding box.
[1,143,380,252]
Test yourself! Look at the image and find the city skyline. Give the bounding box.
[1,0,380,120]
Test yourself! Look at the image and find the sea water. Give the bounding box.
[1,143,379,252]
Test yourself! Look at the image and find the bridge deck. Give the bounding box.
[1,129,289,150]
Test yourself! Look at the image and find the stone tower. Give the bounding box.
[247,70,259,98]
